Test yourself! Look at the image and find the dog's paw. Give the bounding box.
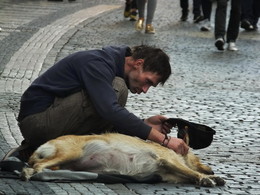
[20,167,35,181]
[199,177,215,187]
[209,176,225,186]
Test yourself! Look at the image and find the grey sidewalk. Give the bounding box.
[0,0,260,194]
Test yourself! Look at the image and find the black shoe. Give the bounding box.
[241,19,254,31]
[2,142,34,162]
[180,10,189,21]
[193,15,204,23]
[215,38,225,51]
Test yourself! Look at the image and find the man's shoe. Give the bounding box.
[193,15,204,23]
[241,19,254,31]
[180,10,189,21]
[145,24,155,34]
[135,18,144,31]
[200,19,211,31]
[215,38,225,51]
[2,142,34,162]
[227,42,238,51]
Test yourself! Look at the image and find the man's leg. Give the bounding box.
[252,0,260,28]
[19,91,87,148]
[180,0,189,21]
[214,0,228,40]
[19,77,128,149]
[214,0,228,50]
[240,0,255,30]
[193,0,201,17]
[226,0,241,43]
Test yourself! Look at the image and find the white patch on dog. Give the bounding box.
[35,142,56,159]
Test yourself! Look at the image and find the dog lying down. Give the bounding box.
[21,133,225,187]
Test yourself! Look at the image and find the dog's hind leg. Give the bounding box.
[21,141,84,181]
[21,150,83,181]
[184,153,214,175]
[157,158,220,187]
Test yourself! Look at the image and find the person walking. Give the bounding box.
[214,0,241,51]
[135,0,157,34]
[199,0,241,51]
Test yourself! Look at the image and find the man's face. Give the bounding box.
[126,60,161,94]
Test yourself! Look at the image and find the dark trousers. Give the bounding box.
[241,0,260,25]
[214,0,228,39]
[214,0,241,41]
[201,0,212,20]
[226,0,241,42]
[180,0,202,16]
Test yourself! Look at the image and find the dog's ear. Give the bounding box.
[164,118,216,149]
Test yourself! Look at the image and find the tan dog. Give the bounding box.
[21,133,225,187]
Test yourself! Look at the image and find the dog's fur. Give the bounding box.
[21,133,225,187]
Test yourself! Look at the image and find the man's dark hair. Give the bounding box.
[131,45,171,85]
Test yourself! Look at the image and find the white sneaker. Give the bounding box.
[200,19,211,31]
[0,27,2,31]
[227,42,238,51]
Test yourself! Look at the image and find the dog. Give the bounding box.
[21,133,225,187]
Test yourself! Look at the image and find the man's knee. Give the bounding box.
[112,77,128,107]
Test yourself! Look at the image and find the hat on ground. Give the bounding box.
[165,118,216,149]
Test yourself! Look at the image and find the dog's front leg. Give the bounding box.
[21,167,35,181]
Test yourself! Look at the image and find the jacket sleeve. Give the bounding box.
[72,53,152,140]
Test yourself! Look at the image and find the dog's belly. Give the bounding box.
[64,140,159,177]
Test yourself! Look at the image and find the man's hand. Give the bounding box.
[144,115,173,134]
[145,115,189,156]
[167,137,189,156]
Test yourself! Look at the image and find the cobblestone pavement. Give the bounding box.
[0,0,259,194]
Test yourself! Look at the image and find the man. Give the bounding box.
[5,45,189,161]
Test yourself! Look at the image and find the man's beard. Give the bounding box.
[124,76,130,89]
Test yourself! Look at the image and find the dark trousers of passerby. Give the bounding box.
[226,0,241,43]
[241,0,260,26]
[201,0,212,20]
[180,0,202,17]
[214,0,228,40]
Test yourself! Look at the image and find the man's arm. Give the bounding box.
[147,128,189,155]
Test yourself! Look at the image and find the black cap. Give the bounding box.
[165,118,216,149]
